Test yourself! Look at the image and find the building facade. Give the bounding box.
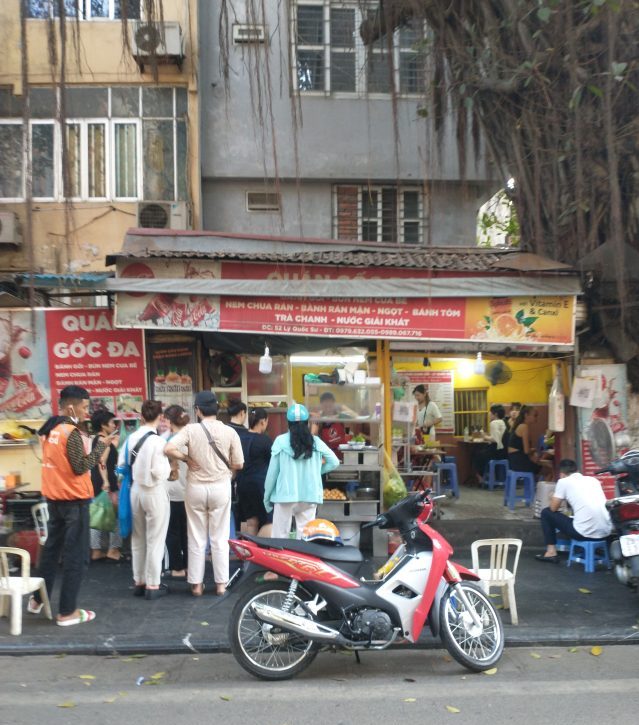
[199,0,501,245]
[0,0,200,294]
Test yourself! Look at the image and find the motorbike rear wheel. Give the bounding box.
[229,581,319,680]
[439,581,504,672]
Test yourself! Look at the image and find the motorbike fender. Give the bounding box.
[226,562,282,595]
[427,579,450,638]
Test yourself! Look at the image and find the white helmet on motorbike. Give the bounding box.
[302,518,343,546]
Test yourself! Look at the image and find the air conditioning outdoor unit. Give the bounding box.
[132,21,184,71]
[136,201,190,230]
[0,212,21,246]
[232,24,267,44]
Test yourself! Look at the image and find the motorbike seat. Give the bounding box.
[239,534,364,563]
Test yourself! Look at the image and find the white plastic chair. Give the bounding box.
[0,547,52,635]
[471,538,522,625]
[31,502,49,545]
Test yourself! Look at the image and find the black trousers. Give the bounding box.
[540,507,601,546]
[166,500,188,571]
[35,499,90,616]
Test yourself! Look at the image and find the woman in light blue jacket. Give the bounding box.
[264,403,339,539]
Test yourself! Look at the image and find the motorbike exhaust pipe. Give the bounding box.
[251,602,344,643]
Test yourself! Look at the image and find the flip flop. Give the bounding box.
[27,596,44,615]
[56,609,96,627]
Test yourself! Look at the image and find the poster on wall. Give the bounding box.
[395,370,455,434]
[0,310,51,419]
[147,341,197,413]
[45,309,146,418]
[576,364,629,475]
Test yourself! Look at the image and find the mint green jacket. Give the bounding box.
[263,434,340,512]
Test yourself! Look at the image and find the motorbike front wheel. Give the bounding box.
[439,581,504,672]
[229,581,319,680]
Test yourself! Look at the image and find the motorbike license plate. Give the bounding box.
[620,534,639,557]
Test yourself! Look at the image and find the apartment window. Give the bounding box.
[293,1,425,95]
[334,185,425,244]
[0,86,187,202]
[453,389,488,437]
[28,0,140,19]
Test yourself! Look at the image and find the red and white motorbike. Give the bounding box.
[227,489,504,680]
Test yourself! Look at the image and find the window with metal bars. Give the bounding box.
[293,1,426,96]
[453,389,489,437]
[334,184,424,244]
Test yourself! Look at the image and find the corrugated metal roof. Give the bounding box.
[106,229,576,274]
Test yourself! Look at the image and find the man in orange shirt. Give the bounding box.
[29,386,116,626]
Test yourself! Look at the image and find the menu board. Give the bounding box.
[395,370,455,434]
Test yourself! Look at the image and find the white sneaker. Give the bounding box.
[27,596,44,614]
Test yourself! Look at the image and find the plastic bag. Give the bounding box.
[89,490,116,532]
[117,438,133,539]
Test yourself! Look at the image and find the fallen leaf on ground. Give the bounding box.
[548,655,562,659]
[489,594,500,599]
[590,646,603,657]
[442,655,452,662]
[150,672,166,680]
[143,680,159,687]
[530,652,542,659]
[495,605,504,610]
[632,625,639,630]
[482,667,498,675]
[200,621,209,626]
[404,698,416,703]
[331,678,346,682]
[404,678,416,682]
[57,702,76,708]
[118,691,128,697]
[79,675,96,680]
[192,657,200,661]
[220,695,232,701]
[445,705,461,713]
[578,588,591,594]
[121,658,133,663]
[130,654,146,659]
[103,697,118,704]
[568,647,578,653]
[55,654,66,659]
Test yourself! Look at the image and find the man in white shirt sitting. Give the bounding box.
[536,459,612,563]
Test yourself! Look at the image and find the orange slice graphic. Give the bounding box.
[494,313,519,337]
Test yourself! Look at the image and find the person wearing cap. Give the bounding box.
[264,403,340,540]
[165,391,244,596]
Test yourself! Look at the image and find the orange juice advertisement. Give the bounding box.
[465,296,574,346]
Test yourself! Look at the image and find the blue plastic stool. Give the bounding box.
[555,530,571,553]
[487,459,509,490]
[434,462,459,498]
[567,539,611,573]
[503,470,535,511]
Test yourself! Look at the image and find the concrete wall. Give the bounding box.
[199,1,501,240]
[202,178,489,246]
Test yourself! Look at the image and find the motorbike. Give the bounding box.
[227,489,504,680]
[596,449,639,591]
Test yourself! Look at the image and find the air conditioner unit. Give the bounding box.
[0,212,21,246]
[137,201,191,230]
[232,24,267,44]
[132,21,184,71]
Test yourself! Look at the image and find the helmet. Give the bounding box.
[287,403,310,422]
[301,518,343,546]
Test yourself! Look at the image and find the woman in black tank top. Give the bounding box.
[508,405,542,475]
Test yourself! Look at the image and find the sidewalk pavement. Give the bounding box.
[1,546,638,656]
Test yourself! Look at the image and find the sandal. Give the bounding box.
[27,596,44,615]
[191,584,205,597]
[56,609,96,627]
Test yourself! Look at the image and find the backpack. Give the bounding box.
[116,431,156,538]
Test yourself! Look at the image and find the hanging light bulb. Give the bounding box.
[259,344,272,374]
[474,352,486,375]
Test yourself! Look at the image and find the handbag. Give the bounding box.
[116,431,156,538]
[89,490,116,532]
